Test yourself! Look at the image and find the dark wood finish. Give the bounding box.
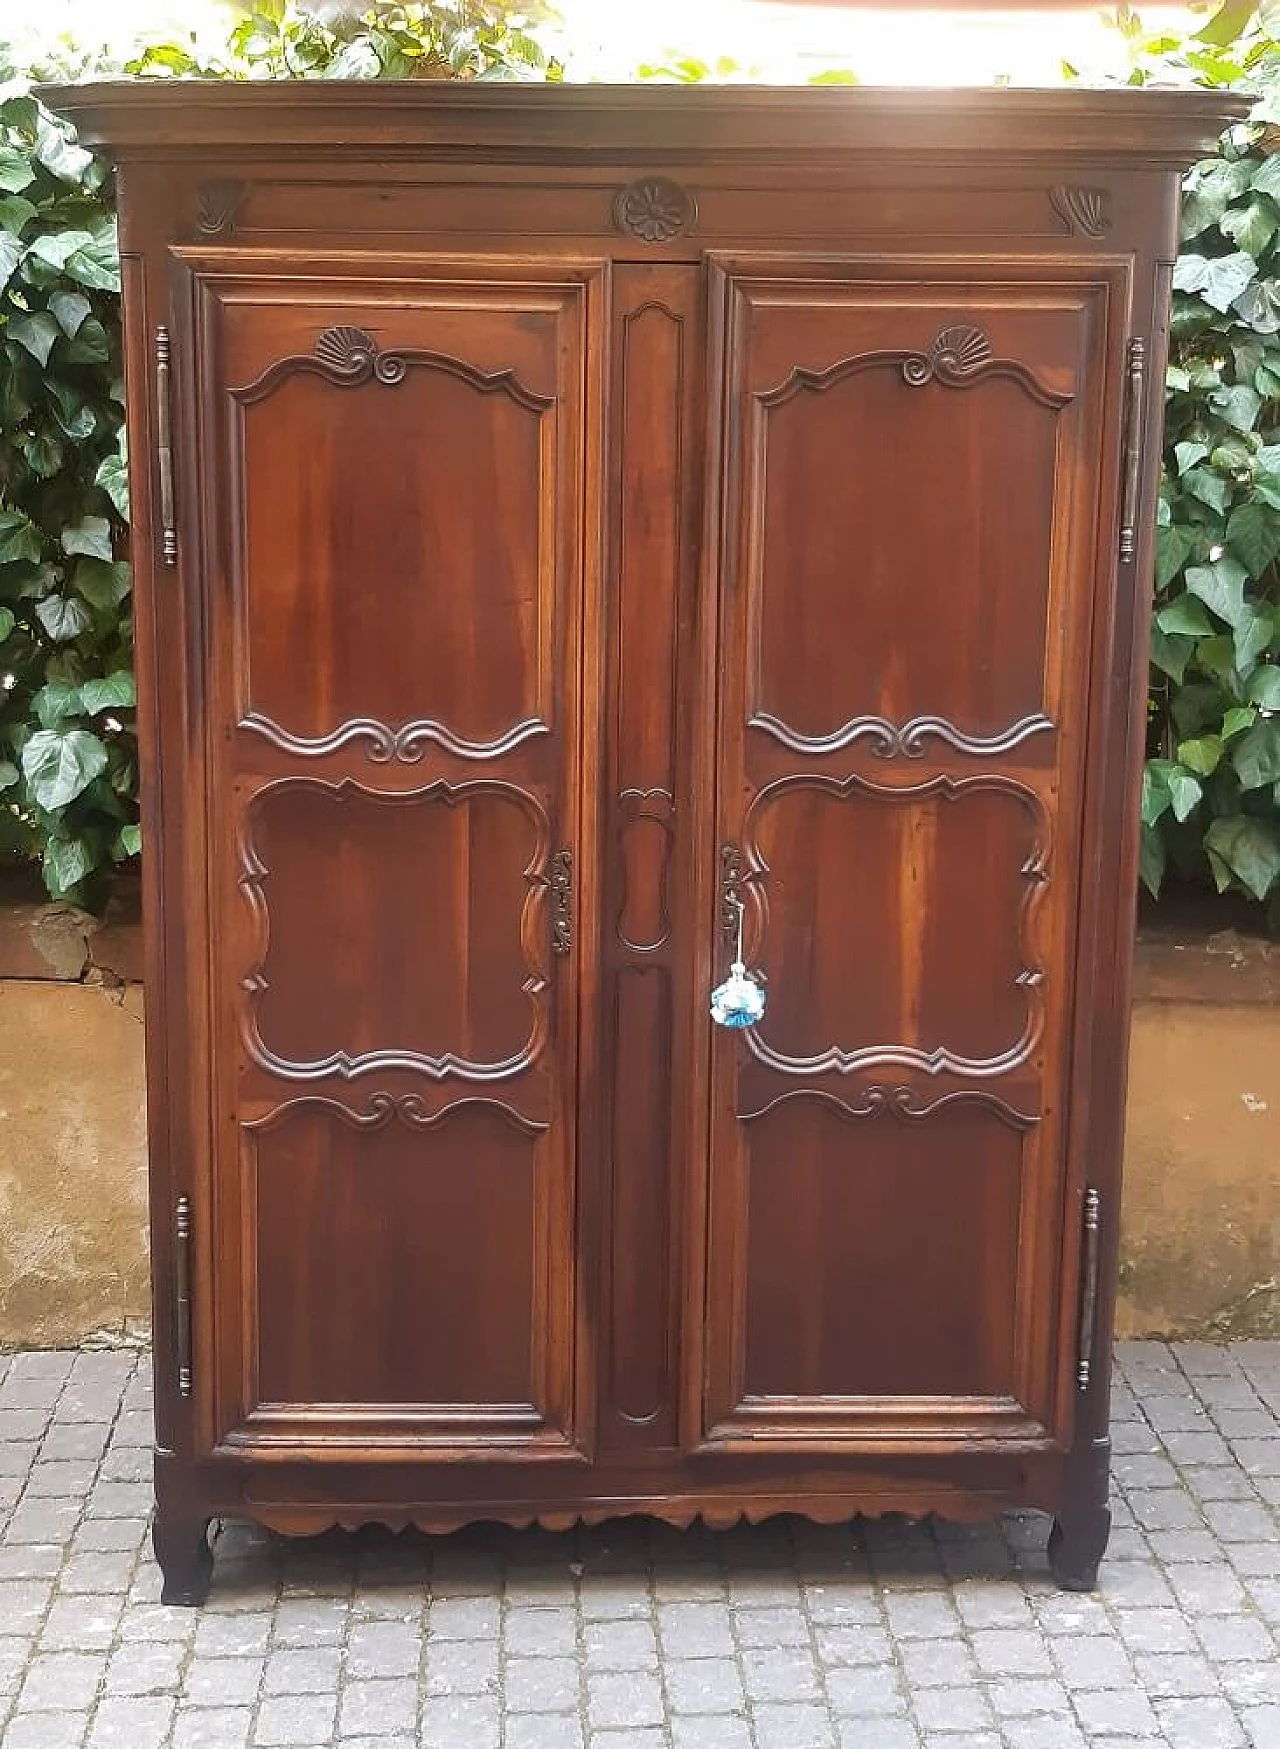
[43,80,1247,1602]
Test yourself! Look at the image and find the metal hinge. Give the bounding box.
[155,325,177,566]
[1077,1188,1102,1390]
[1118,336,1146,564]
[174,1195,193,1398]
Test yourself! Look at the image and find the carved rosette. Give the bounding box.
[1050,185,1111,238]
[902,325,993,388]
[613,177,697,242]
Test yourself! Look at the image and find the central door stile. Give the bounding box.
[593,262,707,1455]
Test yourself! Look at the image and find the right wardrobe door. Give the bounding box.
[697,253,1130,1456]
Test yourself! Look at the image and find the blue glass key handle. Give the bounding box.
[711,872,766,1030]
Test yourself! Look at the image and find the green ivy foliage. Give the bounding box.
[1149,135,1280,910]
[1121,8,1280,918]
[0,69,133,902]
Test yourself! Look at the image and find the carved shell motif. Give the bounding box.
[313,325,378,375]
[613,177,697,243]
[901,325,993,387]
[1050,185,1111,238]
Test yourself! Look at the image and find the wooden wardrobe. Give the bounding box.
[47,81,1245,1603]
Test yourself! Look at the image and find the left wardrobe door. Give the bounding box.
[170,254,603,1461]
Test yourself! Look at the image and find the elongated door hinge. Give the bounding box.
[1118,337,1146,564]
[550,848,572,956]
[174,1194,193,1398]
[155,325,178,566]
[1077,1187,1102,1390]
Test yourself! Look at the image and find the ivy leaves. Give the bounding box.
[1150,132,1280,912]
[0,68,133,902]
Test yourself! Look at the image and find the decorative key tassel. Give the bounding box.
[710,962,766,1029]
[711,889,766,1029]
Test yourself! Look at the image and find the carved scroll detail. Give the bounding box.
[246,1092,548,1137]
[238,776,553,1083]
[738,770,1050,1080]
[749,710,1054,760]
[762,332,1071,412]
[236,326,553,411]
[739,1085,1039,1130]
[613,177,697,242]
[1050,185,1111,238]
[240,711,549,765]
[902,324,992,387]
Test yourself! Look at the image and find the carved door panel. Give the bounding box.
[698,256,1126,1452]
[176,254,602,1457]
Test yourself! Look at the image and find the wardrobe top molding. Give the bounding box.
[42,82,1248,170]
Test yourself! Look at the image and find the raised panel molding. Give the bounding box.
[617,789,675,954]
[238,776,555,1082]
[739,770,1050,1079]
[738,1085,1039,1130]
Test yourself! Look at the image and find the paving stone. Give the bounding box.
[504,1715,586,1749]
[425,1594,501,1638]
[741,1644,821,1704]
[897,1637,976,1688]
[825,1663,906,1717]
[417,1692,500,1747]
[732,1603,808,1647]
[586,1667,665,1729]
[86,1695,176,1748]
[814,1623,893,1666]
[989,1677,1073,1716]
[753,1702,837,1748]
[504,1655,579,1711]
[671,1716,753,1749]
[1241,1704,1280,1746]
[663,1654,745,1713]
[171,1708,253,1749]
[251,1692,337,1746]
[656,1602,734,1658]
[422,1636,498,1694]
[191,1613,272,1659]
[3,1713,91,1748]
[505,1606,577,1657]
[1073,1686,1162,1737]
[583,1619,657,1670]
[343,1616,419,1677]
[336,1675,416,1734]
[1155,1694,1248,1748]
[17,1650,107,1711]
[1052,1634,1134,1689]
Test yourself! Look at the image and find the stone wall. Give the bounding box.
[0,882,1276,1346]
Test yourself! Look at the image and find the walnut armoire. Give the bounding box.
[45,81,1247,1603]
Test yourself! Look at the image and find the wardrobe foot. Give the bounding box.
[153,1507,214,1607]
[1048,1505,1111,1592]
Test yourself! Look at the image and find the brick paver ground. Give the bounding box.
[0,1340,1278,1748]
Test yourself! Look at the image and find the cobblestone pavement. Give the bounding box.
[1,1341,1279,1749]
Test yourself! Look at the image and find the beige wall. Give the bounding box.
[0,888,1276,1346]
